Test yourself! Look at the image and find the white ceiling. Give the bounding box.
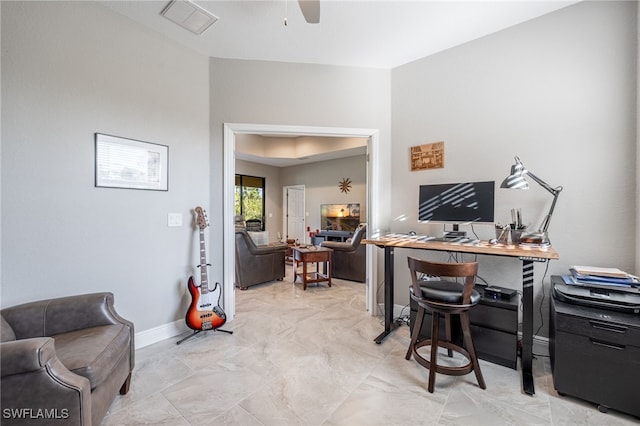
[102,0,579,69]
[100,0,579,166]
[236,145,367,167]
[235,133,369,167]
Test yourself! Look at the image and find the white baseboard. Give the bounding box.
[532,334,550,357]
[135,320,189,349]
[375,303,410,319]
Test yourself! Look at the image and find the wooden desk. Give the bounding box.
[363,234,559,396]
[293,246,333,290]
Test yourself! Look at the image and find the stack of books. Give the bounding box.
[562,265,639,294]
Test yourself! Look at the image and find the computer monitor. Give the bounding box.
[418,181,495,228]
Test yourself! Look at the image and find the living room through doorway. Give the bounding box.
[224,123,381,322]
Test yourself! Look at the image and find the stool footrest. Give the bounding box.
[412,339,473,376]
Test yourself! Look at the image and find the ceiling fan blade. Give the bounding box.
[298,0,320,24]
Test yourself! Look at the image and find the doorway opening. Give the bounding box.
[223,123,380,321]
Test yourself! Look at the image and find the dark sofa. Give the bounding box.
[321,223,367,282]
[1,293,134,425]
[235,229,288,290]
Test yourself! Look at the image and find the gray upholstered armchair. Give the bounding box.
[321,223,367,282]
[1,292,134,426]
[235,229,288,290]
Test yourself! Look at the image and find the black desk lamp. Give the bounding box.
[500,156,563,245]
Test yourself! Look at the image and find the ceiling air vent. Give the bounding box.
[160,0,218,35]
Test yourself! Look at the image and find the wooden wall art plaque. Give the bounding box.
[410,141,444,171]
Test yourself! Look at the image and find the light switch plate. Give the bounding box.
[168,213,182,227]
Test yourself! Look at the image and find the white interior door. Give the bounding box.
[285,185,305,243]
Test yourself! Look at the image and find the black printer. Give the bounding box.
[552,276,640,314]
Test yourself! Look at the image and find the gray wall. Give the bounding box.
[209,58,392,283]
[237,155,367,245]
[1,2,210,334]
[637,2,640,276]
[1,1,637,345]
[390,1,638,336]
[281,155,367,241]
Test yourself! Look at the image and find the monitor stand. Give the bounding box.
[443,224,466,239]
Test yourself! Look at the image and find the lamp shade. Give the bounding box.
[500,159,529,189]
[499,155,563,244]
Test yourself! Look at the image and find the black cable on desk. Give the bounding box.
[470,223,480,240]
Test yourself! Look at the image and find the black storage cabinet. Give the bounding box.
[550,276,640,419]
[409,287,519,369]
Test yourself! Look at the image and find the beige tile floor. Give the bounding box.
[103,269,638,425]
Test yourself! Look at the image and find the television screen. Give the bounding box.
[418,181,495,224]
[321,203,360,231]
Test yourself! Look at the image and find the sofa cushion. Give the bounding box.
[52,324,130,389]
[1,315,16,342]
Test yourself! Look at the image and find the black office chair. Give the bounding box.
[405,257,486,393]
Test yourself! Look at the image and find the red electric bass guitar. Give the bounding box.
[179,207,232,344]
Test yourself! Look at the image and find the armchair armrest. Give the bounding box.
[320,241,356,252]
[1,337,58,376]
[320,223,366,253]
[236,229,288,256]
[1,338,91,425]
[249,243,288,255]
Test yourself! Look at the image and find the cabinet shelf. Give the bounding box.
[550,275,640,419]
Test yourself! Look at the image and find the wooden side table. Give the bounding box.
[292,246,333,290]
[285,239,296,263]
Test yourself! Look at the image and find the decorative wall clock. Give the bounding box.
[338,178,352,193]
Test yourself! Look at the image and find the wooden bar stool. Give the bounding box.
[405,257,486,393]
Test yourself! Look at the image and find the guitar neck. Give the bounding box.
[199,228,208,293]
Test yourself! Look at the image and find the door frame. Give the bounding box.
[223,123,380,321]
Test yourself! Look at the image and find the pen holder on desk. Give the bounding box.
[509,225,527,245]
[495,226,510,244]
[511,230,524,245]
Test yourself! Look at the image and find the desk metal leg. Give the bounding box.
[521,259,535,395]
[374,246,398,344]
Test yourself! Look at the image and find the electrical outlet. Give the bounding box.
[167,213,182,227]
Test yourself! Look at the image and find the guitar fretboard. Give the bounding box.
[199,228,208,294]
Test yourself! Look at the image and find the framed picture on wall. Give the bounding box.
[95,133,168,191]
[410,141,444,171]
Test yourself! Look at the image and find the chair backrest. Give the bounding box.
[235,229,258,255]
[348,223,367,247]
[0,314,16,342]
[407,257,478,305]
[245,219,262,231]
[236,229,286,255]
